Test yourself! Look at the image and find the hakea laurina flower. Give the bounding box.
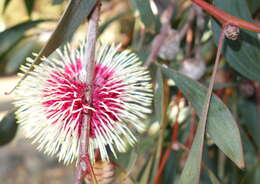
[14,43,153,165]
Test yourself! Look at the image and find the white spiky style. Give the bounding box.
[14,42,153,165]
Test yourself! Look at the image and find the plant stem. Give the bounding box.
[192,0,260,33]
[197,27,226,144]
[74,3,101,184]
[178,7,196,42]
[179,24,226,184]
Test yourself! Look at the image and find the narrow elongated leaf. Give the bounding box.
[246,0,260,14]
[24,0,35,16]
[125,150,138,176]
[11,0,97,92]
[151,68,167,182]
[212,0,260,82]
[238,99,260,148]
[98,11,130,36]
[154,68,164,123]
[4,39,38,74]
[161,66,244,167]
[163,151,180,183]
[0,111,18,146]
[140,156,154,184]
[204,165,221,184]
[2,0,12,12]
[179,109,206,184]
[0,20,47,57]
[52,0,64,5]
[130,0,156,32]
[31,0,97,67]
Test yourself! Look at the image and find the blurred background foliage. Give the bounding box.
[0,0,259,184]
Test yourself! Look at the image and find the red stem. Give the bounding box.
[153,147,172,184]
[153,92,182,184]
[192,0,260,33]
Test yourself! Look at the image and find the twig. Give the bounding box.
[74,3,101,184]
[144,0,176,67]
[179,23,227,184]
[202,25,226,124]
[194,24,226,183]
[254,83,260,131]
[178,7,196,41]
[192,0,260,33]
[180,7,196,57]
[194,6,205,60]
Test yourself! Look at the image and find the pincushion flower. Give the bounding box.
[14,43,153,165]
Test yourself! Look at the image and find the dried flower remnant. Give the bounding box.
[158,29,180,60]
[85,161,115,184]
[179,59,206,80]
[224,24,240,40]
[14,43,153,165]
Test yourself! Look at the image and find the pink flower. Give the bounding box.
[14,43,153,164]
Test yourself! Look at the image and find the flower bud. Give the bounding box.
[224,24,240,40]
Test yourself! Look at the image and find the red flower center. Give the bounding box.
[42,60,124,138]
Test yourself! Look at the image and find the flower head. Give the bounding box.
[14,43,153,164]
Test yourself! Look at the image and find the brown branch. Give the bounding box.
[74,3,101,184]
[144,0,176,67]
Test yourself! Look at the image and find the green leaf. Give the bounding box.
[139,156,154,184]
[0,111,18,146]
[241,164,260,184]
[246,0,260,14]
[212,0,260,82]
[27,0,97,67]
[125,149,138,176]
[52,0,64,5]
[24,0,35,16]
[0,20,47,58]
[154,68,164,123]
[161,66,244,167]
[98,11,130,36]
[2,0,12,13]
[204,165,221,184]
[4,39,39,75]
[240,129,257,168]
[130,0,156,32]
[151,68,166,182]
[179,110,206,184]
[12,0,97,92]
[163,151,180,183]
[238,99,260,148]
